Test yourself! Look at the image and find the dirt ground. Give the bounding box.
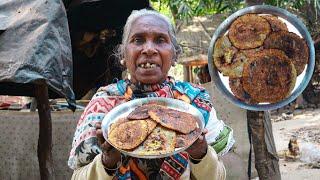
[272,108,320,180]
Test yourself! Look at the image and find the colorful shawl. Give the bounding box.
[68,77,234,179]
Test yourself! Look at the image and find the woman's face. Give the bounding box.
[125,15,174,84]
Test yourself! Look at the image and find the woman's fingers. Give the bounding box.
[95,122,116,153]
[198,134,204,141]
[94,122,121,168]
[95,122,105,145]
[102,148,122,169]
[202,128,208,135]
[195,128,208,141]
[101,141,114,153]
[196,128,208,141]
[186,130,208,159]
[96,129,105,145]
[95,122,102,129]
[101,141,121,168]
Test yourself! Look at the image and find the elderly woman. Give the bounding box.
[69,9,234,180]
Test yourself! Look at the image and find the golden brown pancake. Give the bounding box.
[233,48,263,61]
[229,77,257,104]
[148,108,198,134]
[145,119,157,134]
[109,117,129,135]
[108,120,149,150]
[175,128,201,148]
[221,48,263,77]
[133,126,176,155]
[127,104,166,120]
[242,49,297,103]
[213,35,240,77]
[262,15,288,32]
[264,31,309,75]
[109,118,156,136]
[229,14,271,49]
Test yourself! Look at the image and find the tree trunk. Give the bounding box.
[247,111,281,180]
[35,84,54,180]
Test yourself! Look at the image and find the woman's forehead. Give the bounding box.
[130,15,170,36]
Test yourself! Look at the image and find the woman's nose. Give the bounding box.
[141,41,158,56]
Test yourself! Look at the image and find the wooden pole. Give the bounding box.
[35,83,54,180]
[247,111,281,180]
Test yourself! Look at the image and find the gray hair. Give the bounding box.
[116,9,182,62]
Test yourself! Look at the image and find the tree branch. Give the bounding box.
[198,20,212,40]
[179,43,205,50]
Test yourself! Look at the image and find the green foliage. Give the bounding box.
[151,0,320,22]
[151,1,174,20]
[150,0,244,21]
[264,0,320,26]
[265,0,319,12]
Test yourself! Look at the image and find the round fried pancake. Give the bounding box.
[148,108,198,134]
[127,104,166,120]
[133,126,176,155]
[229,77,257,104]
[223,48,263,77]
[229,14,271,49]
[108,120,148,150]
[242,49,297,103]
[108,117,129,136]
[175,128,201,148]
[262,15,288,32]
[213,35,240,77]
[264,31,309,75]
[145,119,157,134]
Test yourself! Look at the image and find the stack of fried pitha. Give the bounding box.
[108,104,201,156]
[213,13,309,104]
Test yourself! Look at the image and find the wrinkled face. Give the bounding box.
[125,15,174,84]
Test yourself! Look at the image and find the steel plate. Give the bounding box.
[207,5,315,111]
[101,97,205,159]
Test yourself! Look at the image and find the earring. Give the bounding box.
[120,59,125,66]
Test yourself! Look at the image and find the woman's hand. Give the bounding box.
[186,129,208,160]
[95,122,121,169]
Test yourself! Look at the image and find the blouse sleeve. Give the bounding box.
[190,146,226,180]
[71,154,114,180]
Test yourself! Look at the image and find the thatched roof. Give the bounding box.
[176,14,227,64]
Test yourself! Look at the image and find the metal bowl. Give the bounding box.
[101,97,205,159]
[207,5,315,111]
